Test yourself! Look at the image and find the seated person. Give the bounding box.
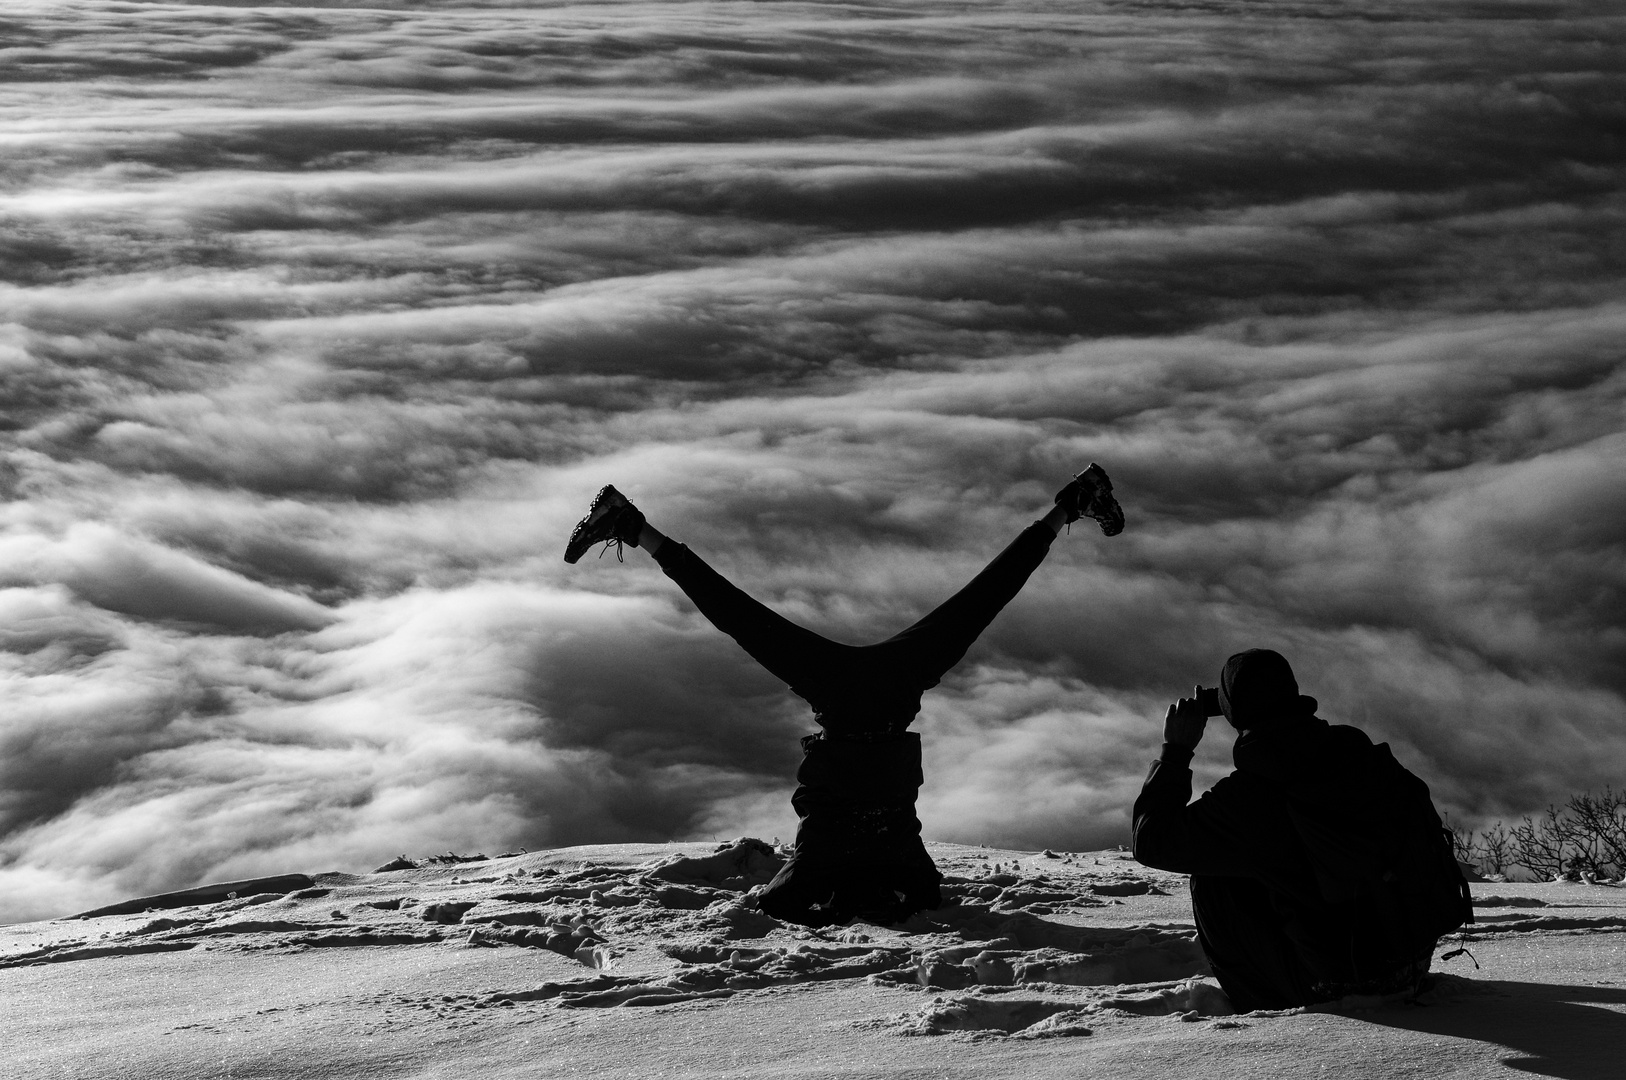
[564,466,1125,927]
[1132,649,1472,1010]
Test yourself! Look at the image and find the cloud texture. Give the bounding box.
[0,0,1622,920]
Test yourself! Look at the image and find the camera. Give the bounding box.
[1197,687,1223,717]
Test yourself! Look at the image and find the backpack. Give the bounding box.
[1284,741,1473,977]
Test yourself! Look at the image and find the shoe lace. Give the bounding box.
[596,538,626,563]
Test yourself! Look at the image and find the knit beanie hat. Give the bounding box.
[1218,648,1318,730]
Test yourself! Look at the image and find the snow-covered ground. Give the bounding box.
[5,841,1622,1079]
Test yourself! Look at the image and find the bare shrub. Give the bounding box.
[1456,791,1623,881]
[1476,821,1513,878]
[1442,813,1475,865]
[1510,809,1569,880]
[1288,795,1624,880]
[1562,788,1626,877]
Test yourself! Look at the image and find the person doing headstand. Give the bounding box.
[563,466,1125,928]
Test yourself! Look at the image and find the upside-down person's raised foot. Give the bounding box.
[1054,462,1125,536]
[563,484,647,563]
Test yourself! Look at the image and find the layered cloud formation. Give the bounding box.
[0,0,1622,920]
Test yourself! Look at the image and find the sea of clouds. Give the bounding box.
[0,0,1622,921]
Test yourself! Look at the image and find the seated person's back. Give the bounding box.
[1132,649,1472,1010]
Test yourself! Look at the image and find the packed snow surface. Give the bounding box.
[4,841,1624,1078]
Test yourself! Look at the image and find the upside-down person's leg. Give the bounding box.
[562,485,848,698]
[650,538,847,700]
[870,465,1122,690]
[875,521,1058,688]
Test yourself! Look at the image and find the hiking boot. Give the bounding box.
[1055,463,1125,536]
[563,485,646,563]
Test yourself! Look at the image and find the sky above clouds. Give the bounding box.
[0,0,1622,921]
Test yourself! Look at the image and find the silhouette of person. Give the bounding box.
[1133,649,1472,1010]
[564,467,1124,926]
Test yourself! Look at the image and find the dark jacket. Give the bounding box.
[1134,715,1468,985]
[757,732,941,927]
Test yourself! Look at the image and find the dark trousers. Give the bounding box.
[653,523,1057,733]
[1191,876,1320,1012]
[653,523,1057,925]
[1192,876,1435,1011]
